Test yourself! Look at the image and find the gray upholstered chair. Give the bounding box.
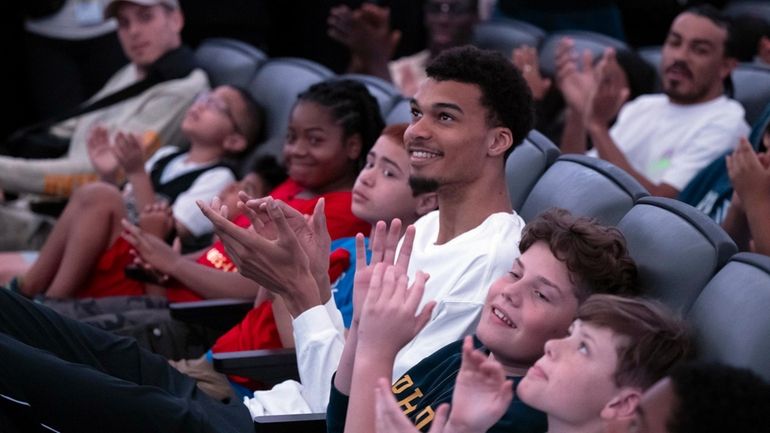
[687,253,770,381]
[506,130,560,211]
[731,63,770,125]
[244,58,334,163]
[472,17,546,57]
[616,196,737,313]
[385,97,412,125]
[518,155,648,225]
[339,73,403,117]
[194,38,267,88]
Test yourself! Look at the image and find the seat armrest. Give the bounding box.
[252,413,326,433]
[169,298,252,330]
[213,348,299,385]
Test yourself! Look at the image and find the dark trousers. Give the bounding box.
[0,290,253,433]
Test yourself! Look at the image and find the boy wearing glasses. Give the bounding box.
[8,85,262,301]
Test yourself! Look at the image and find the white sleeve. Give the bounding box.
[172,167,235,237]
[293,302,346,412]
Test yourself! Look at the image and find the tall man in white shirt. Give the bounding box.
[559,5,750,198]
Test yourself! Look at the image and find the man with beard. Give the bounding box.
[559,5,749,198]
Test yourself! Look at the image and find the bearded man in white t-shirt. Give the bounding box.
[558,5,750,198]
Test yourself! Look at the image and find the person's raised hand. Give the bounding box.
[445,336,514,433]
[87,125,120,180]
[512,45,551,101]
[113,132,146,176]
[357,263,434,356]
[727,137,770,209]
[555,37,596,114]
[585,48,630,130]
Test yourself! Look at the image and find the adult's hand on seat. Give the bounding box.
[512,45,551,101]
[375,377,450,433]
[356,263,434,357]
[197,197,321,316]
[585,48,629,131]
[87,125,120,181]
[555,37,596,115]
[445,336,514,433]
[328,3,401,72]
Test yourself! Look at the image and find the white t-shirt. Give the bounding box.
[125,146,235,236]
[393,210,526,377]
[587,94,750,191]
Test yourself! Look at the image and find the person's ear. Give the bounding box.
[345,134,363,161]
[415,192,438,216]
[719,55,738,81]
[600,388,642,421]
[170,9,185,33]
[487,127,513,158]
[223,134,247,155]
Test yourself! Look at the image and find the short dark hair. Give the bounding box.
[248,154,287,192]
[425,45,534,158]
[668,363,770,433]
[684,5,737,58]
[519,208,639,302]
[578,295,692,390]
[296,79,385,170]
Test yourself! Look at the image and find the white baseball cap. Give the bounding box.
[104,0,180,18]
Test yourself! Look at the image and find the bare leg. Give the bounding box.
[0,252,34,284]
[22,182,126,298]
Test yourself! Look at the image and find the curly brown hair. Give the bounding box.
[519,208,639,302]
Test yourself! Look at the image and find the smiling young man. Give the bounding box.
[559,5,749,198]
[0,0,207,199]
[387,45,535,380]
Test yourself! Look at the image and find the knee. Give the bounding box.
[71,182,123,208]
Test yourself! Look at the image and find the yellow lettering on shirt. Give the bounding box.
[392,375,414,393]
[397,389,424,415]
[413,406,435,431]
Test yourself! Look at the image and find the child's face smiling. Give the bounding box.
[475,241,579,374]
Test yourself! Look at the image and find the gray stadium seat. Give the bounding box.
[339,73,403,117]
[194,38,267,88]
[539,30,630,78]
[723,0,770,23]
[385,97,413,125]
[518,155,648,225]
[472,18,546,57]
[506,130,560,211]
[636,45,662,91]
[731,63,770,125]
[687,253,770,381]
[616,197,737,313]
[244,58,334,165]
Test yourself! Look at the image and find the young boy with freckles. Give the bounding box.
[373,295,692,433]
[327,209,643,433]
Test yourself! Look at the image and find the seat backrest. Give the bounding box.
[616,196,737,313]
[539,30,630,77]
[506,130,560,211]
[194,38,268,88]
[687,253,770,381]
[472,18,546,57]
[243,58,334,166]
[636,45,662,92]
[723,0,770,23]
[339,73,403,117]
[731,63,770,125]
[518,155,648,225]
[385,97,413,125]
